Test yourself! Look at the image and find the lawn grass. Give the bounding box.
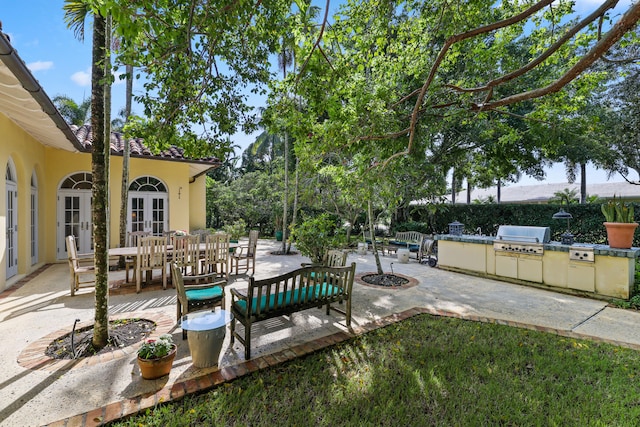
[110,314,640,426]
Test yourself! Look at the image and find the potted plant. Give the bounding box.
[137,334,177,380]
[601,196,638,249]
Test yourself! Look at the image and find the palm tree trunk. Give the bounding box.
[118,63,133,257]
[580,162,587,204]
[281,131,289,254]
[286,158,299,253]
[91,12,109,349]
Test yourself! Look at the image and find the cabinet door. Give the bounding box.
[495,254,518,279]
[518,256,542,283]
[568,263,595,292]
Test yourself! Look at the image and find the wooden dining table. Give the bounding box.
[108,242,238,258]
[108,242,238,283]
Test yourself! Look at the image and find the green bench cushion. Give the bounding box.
[234,284,343,315]
[185,286,223,301]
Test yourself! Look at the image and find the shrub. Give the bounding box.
[290,214,345,263]
[222,219,246,240]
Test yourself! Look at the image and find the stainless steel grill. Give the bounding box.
[493,225,551,255]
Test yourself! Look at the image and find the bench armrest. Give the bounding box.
[230,288,247,301]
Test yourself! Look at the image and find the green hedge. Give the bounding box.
[403,203,640,247]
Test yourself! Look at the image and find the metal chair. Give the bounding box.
[230,230,259,275]
[135,236,168,293]
[65,235,95,296]
[200,232,230,279]
[171,262,227,339]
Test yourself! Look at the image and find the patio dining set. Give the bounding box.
[65,229,260,296]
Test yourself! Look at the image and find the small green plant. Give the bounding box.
[222,219,246,240]
[137,334,175,360]
[601,195,635,223]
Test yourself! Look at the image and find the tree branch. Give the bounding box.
[405,0,555,157]
[475,2,640,110]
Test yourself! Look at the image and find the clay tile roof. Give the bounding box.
[71,124,220,165]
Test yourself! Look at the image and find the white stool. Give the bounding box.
[397,248,410,263]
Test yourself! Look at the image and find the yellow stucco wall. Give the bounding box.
[1,111,206,290]
[189,174,207,231]
[44,151,196,257]
[1,113,48,290]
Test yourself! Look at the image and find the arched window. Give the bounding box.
[57,172,93,259]
[61,172,93,189]
[129,176,167,192]
[128,176,168,235]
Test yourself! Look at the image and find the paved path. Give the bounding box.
[1,240,639,426]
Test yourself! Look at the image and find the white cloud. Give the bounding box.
[27,61,53,72]
[71,68,91,86]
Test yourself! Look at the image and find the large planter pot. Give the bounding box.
[604,222,639,249]
[137,345,177,380]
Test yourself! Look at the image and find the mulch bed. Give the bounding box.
[356,272,418,289]
[45,318,156,360]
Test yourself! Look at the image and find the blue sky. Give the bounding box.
[1,0,629,185]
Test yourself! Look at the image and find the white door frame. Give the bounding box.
[128,192,168,236]
[57,190,93,260]
[30,171,38,265]
[6,167,18,278]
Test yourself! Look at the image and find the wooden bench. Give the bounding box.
[387,231,429,260]
[230,263,356,359]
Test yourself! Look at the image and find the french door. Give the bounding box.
[6,181,17,278]
[58,191,93,259]
[129,193,168,236]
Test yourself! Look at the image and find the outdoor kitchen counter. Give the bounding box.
[435,234,640,300]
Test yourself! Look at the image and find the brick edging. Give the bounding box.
[45,306,640,426]
[19,311,174,372]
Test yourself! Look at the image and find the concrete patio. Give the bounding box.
[2,239,640,426]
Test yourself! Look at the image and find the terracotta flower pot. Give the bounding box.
[137,345,177,380]
[603,222,639,249]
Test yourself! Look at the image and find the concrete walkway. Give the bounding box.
[1,240,640,426]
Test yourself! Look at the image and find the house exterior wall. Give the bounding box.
[1,113,48,290]
[1,112,206,291]
[189,174,207,231]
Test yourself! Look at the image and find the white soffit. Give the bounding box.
[0,60,78,152]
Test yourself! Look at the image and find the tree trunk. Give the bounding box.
[497,179,502,204]
[118,63,133,261]
[281,131,289,254]
[286,158,299,253]
[466,179,471,204]
[368,199,383,275]
[451,168,456,204]
[91,13,109,349]
[580,162,587,204]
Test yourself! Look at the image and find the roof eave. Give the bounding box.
[0,33,85,152]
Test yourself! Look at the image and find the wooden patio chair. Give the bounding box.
[135,236,168,293]
[65,235,95,296]
[124,230,151,283]
[172,234,200,277]
[302,249,348,268]
[200,232,230,279]
[230,230,259,275]
[171,262,227,339]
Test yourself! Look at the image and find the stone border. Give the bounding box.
[17,311,175,372]
[355,272,418,290]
